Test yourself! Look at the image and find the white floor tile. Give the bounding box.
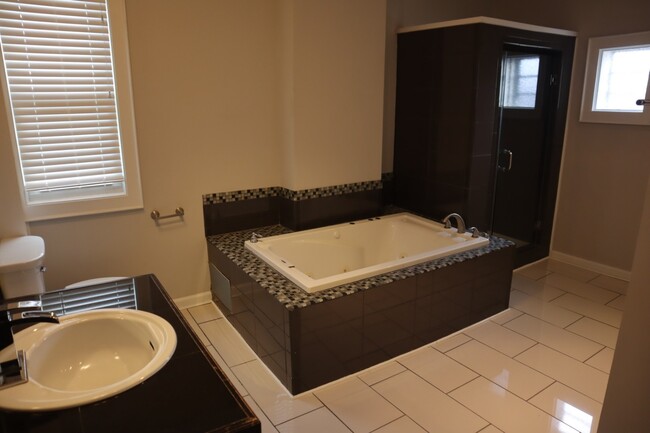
[188,302,224,323]
[314,377,402,433]
[373,416,427,433]
[547,260,599,282]
[510,290,582,328]
[357,361,406,386]
[489,308,523,325]
[606,295,626,311]
[515,345,609,403]
[540,274,619,304]
[515,259,552,280]
[450,377,578,433]
[504,314,604,361]
[244,395,280,433]
[589,275,628,295]
[528,382,602,433]
[397,346,477,393]
[232,360,322,425]
[431,332,472,352]
[510,274,566,301]
[463,319,536,357]
[374,371,489,433]
[207,345,249,397]
[200,318,257,367]
[479,426,505,433]
[551,294,622,328]
[180,309,211,347]
[276,407,351,433]
[585,348,615,373]
[565,317,619,349]
[447,340,553,400]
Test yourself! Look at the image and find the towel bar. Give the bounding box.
[151,207,184,221]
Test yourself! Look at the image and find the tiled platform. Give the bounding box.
[180,258,626,433]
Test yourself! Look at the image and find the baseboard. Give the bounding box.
[172,291,213,309]
[549,250,631,281]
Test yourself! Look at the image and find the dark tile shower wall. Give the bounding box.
[202,181,382,236]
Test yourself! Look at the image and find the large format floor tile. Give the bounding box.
[565,317,619,349]
[528,382,602,433]
[551,294,622,328]
[430,332,472,352]
[510,274,566,301]
[374,371,489,433]
[546,260,600,282]
[314,377,402,433]
[463,319,536,357]
[504,314,604,361]
[540,274,619,304]
[515,345,609,403]
[397,346,477,393]
[447,340,554,400]
[509,290,582,328]
[232,360,322,425]
[200,318,257,366]
[450,377,578,433]
[357,361,406,386]
[276,407,351,433]
[588,275,628,294]
[515,260,553,280]
[373,416,427,433]
[585,348,615,373]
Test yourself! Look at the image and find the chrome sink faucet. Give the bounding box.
[442,213,467,234]
[0,300,58,389]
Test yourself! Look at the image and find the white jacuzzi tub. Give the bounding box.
[244,212,489,293]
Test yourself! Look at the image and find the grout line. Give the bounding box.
[525,380,557,402]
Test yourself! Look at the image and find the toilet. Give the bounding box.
[0,236,46,299]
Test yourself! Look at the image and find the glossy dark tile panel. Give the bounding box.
[204,196,280,236]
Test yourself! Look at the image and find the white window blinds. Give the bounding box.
[0,0,126,204]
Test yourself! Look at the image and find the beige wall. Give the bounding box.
[0,0,387,299]
[383,0,650,273]
[597,175,650,432]
[287,0,386,190]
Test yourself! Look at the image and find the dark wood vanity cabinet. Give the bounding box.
[393,21,574,266]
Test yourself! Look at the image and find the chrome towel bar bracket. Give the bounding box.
[151,207,185,221]
[636,99,650,106]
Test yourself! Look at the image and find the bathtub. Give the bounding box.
[244,212,489,293]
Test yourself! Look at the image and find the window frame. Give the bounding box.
[0,0,143,221]
[580,31,650,126]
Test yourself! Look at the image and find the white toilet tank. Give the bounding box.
[0,235,46,299]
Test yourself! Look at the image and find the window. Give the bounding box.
[580,31,650,125]
[500,54,541,109]
[0,0,142,221]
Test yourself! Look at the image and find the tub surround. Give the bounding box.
[202,181,383,236]
[207,223,514,393]
[0,275,260,433]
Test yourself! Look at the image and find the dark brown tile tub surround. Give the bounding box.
[203,181,382,236]
[207,226,514,394]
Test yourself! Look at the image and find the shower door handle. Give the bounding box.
[498,149,513,172]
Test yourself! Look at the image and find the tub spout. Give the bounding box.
[442,213,467,234]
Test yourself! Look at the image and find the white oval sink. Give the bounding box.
[0,309,177,411]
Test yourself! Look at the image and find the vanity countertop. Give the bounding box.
[0,275,260,433]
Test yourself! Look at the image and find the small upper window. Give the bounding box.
[580,31,650,125]
[500,55,541,109]
[0,0,142,221]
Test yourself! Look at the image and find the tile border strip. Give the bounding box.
[202,180,383,205]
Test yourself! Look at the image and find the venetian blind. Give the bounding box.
[0,0,126,204]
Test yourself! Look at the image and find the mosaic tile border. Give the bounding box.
[207,222,514,310]
[202,180,382,205]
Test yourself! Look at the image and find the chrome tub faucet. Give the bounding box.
[442,213,467,234]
